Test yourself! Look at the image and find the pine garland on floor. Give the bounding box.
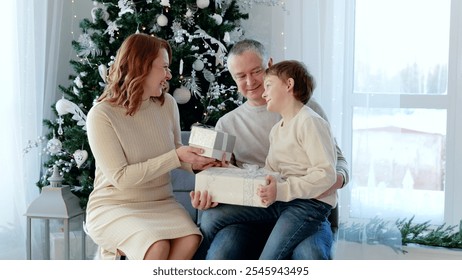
[397,216,462,250]
[339,216,462,252]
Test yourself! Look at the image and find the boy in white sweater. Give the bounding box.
[192,39,348,260]
[255,60,337,259]
[195,60,337,260]
[260,60,337,207]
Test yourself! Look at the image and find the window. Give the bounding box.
[340,0,462,225]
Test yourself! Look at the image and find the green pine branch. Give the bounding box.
[396,216,462,249]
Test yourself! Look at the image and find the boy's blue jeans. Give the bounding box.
[195,199,332,260]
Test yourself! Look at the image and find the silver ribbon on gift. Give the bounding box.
[242,164,281,181]
[241,164,282,207]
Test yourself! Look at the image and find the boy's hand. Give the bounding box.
[257,175,277,206]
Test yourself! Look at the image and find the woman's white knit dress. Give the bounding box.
[85,94,201,260]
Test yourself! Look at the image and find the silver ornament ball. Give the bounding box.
[173,87,192,104]
[46,138,62,155]
[192,59,205,71]
[196,0,210,9]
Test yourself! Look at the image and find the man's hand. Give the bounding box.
[190,190,219,210]
[317,173,344,199]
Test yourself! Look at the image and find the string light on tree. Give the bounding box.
[281,31,287,53]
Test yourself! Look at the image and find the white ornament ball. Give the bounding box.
[157,14,168,27]
[192,59,205,71]
[203,69,216,83]
[196,0,210,9]
[211,14,223,25]
[47,138,62,155]
[173,87,192,104]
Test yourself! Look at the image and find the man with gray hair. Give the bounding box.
[191,39,349,260]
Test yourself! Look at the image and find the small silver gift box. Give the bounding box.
[188,125,236,161]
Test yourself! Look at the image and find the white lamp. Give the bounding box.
[25,165,86,259]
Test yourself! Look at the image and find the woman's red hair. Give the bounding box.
[98,33,172,115]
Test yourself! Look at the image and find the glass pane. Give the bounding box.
[350,107,446,223]
[354,0,450,94]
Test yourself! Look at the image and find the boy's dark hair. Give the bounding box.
[265,60,315,104]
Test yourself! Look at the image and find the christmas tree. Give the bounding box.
[25,0,251,208]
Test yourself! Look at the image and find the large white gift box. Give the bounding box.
[195,166,276,208]
[188,125,236,161]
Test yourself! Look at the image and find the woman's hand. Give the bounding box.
[190,190,219,210]
[257,175,277,207]
[192,152,230,171]
[176,146,216,166]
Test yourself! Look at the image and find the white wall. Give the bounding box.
[241,4,286,63]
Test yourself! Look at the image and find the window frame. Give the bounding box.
[339,0,462,225]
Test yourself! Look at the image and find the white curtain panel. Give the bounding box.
[0,0,63,259]
[282,0,346,147]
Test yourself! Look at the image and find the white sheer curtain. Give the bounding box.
[282,0,405,257]
[282,0,346,146]
[0,0,63,259]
